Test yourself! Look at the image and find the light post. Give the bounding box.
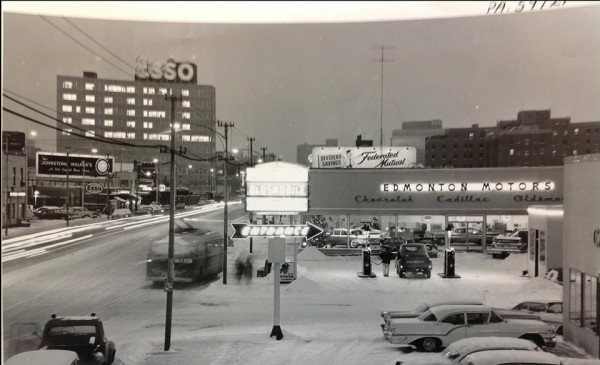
[153,158,159,203]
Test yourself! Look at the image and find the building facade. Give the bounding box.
[391,120,444,165]
[2,132,29,227]
[425,110,600,168]
[56,69,217,166]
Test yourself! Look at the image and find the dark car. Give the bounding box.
[395,243,433,278]
[380,237,406,252]
[35,208,72,220]
[38,313,116,365]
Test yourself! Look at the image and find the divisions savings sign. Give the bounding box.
[311,147,416,169]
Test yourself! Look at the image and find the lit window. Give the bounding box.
[126,121,136,128]
[182,135,191,141]
[63,93,77,101]
[127,132,135,139]
[76,106,81,113]
[62,129,72,135]
[143,133,148,140]
[104,96,113,103]
[127,98,136,105]
[182,100,190,108]
[105,108,113,115]
[127,110,135,116]
[143,98,153,106]
[143,121,153,129]
[104,120,113,127]
[182,123,191,130]
[85,83,95,91]
[62,117,72,124]
[574,128,579,135]
[105,84,126,93]
[509,148,514,156]
[147,88,155,95]
[181,89,189,96]
[126,86,135,93]
[552,130,558,137]
[85,130,95,137]
[63,81,73,89]
[62,105,73,112]
[573,149,578,155]
[552,150,557,156]
[159,134,170,141]
[104,131,113,138]
[82,118,95,125]
[113,132,126,139]
[182,112,190,119]
[85,107,95,114]
[85,95,95,102]
[147,110,166,118]
[143,87,148,94]
[469,133,474,140]
[191,135,210,142]
[159,88,168,95]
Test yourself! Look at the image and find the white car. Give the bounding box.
[511,300,563,335]
[325,228,387,248]
[442,337,542,363]
[458,349,561,365]
[381,300,484,324]
[6,350,80,365]
[382,304,556,352]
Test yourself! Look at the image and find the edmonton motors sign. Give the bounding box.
[135,57,197,83]
[311,147,416,169]
[36,152,114,179]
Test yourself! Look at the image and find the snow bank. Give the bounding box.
[297,246,328,261]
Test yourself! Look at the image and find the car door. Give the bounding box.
[437,312,467,344]
[465,311,497,337]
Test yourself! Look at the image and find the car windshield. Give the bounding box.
[403,245,424,253]
[417,310,437,321]
[48,325,97,336]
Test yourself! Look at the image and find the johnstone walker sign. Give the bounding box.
[310,146,416,169]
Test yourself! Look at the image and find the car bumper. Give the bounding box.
[543,334,557,348]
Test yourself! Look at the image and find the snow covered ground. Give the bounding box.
[106,241,599,365]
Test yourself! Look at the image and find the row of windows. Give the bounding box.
[60,129,210,142]
[63,81,203,100]
[430,143,484,150]
[62,94,192,108]
[569,269,597,333]
[62,105,192,120]
[428,153,484,160]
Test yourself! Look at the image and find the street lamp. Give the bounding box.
[153,158,159,203]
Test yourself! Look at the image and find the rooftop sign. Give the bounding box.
[36,152,114,179]
[311,147,416,169]
[245,162,309,213]
[134,57,197,83]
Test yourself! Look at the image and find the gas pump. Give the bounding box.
[439,224,461,278]
[357,247,376,278]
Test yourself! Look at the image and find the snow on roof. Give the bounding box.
[445,336,539,355]
[297,246,328,261]
[429,304,491,317]
[462,349,560,364]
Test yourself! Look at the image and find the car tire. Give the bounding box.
[426,270,431,279]
[350,241,358,248]
[418,337,439,352]
[398,270,404,278]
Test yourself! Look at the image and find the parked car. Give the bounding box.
[486,237,527,259]
[457,349,561,365]
[395,243,433,278]
[33,206,61,215]
[381,304,557,352]
[34,208,72,220]
[175,202,186,210]
[5,350,80,365]
[111,208,132,219]
[325,228,386,248]
[441,337,543,363]
[433,228,500,245]
[381,300,484,324]
[511,300,563,335]
[139,202,164,215]
[380,237,407,252]
[69,207,99,219]
[37,313,115,365]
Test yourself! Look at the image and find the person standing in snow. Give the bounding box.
[379,246,396,277]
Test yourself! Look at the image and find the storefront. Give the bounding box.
[307,166,564,250]
[562,155,599,358]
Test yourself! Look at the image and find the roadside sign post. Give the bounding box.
[268,237,285,340]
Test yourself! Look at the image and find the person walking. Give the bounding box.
[379,246,396,277]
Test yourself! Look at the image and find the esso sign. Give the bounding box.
[85,183,104,194]
[135,57,197,83]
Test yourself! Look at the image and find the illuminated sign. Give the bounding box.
[135,57,197,83]
[311,147,416,169]
[231,222,324,240]
[9,192,26,197]
[36,152,114,179]
[85,183,104,194]
[246,162,309,213]
[380,181,555,193]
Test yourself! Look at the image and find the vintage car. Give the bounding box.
[433,228,500,245]
[5,350,80,365]
[69,207,99,219]
[485,237,527,259]
[34,208,72,220]
[380,237,407,252]
[381,300,484,324]
[111,208,132,219]
[395,243,432,278]
[325,228,387,248]
[381,304,557,352]
[457,349,561,365]
[146,219,223,286]
[37,313,115,365]
[511,300,563,335]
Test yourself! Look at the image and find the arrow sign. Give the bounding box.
[231,222,324,240]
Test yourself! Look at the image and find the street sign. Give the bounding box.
[231,222,324,240]
[85,183,103,194]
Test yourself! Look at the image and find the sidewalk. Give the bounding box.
[2,215,112,241]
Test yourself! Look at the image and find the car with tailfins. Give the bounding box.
[457,349,561,365]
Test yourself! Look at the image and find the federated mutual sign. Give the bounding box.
[231,222,324,241]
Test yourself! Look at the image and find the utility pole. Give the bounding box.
[247,137,255,167]
[219,121,234,285]
[65,146,70,227]
[164,92,181,351]
[261,147,267,162]
[371,46,394,148]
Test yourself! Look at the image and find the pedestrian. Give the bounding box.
[379,246,396,277]
[243,254,253,283]
[234,254,246,283]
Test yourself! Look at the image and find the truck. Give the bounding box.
[395,243,433,278]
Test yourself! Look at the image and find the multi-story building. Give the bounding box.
[391,120,444,165]
[2,131,29,227]
[56,69,217,167]
[425,110,600,168]
[297,139,338,167]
